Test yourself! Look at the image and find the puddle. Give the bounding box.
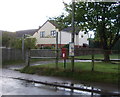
[1,77,73,95]
[34,82,101,96]
[1,77,100,96]
[1,77,120,96]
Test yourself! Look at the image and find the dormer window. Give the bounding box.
[51,30,56,37]
[40,31,45,38]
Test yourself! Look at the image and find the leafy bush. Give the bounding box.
[43,46,52,49]
[62,44,69,49]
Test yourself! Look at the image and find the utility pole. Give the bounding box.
[56,32,59,69]
[22,34,32,62]
[71,0,75,72]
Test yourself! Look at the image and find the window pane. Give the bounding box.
[51,30,56,37]
[40,31,45,38]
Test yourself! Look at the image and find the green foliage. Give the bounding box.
[13,39,22,49]
[24,38,36,49]
[20,62,119,84]
[49,14,69,31]
[2,32,16,47]
[89,39,101,48]
[20,66,34,74]
[62,44,69,49]
[2,32,10,47]
[14,38,36,49]
[112,38,120,51]
[43,46,52,49]
[66,2,119,48]
[2,32,37,49]
[75,54,119,60]
[52,2,120,61]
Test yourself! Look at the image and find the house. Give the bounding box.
[33,20,89,48]
[62,27,89,47]
[15,20,89,48]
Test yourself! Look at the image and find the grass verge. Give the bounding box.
[20,62,119,84]
[75,54,119,60]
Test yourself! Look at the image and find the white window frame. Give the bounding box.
[40,31,45,38]
[51,30,56,37]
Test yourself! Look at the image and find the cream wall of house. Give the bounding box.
[60,31,88,46]
[32,21,89,46]
[33,32,37,38]
[60,31,71,45]
[33,21,59,45]
[59,31,79,45]
[79,31,89,46]
[75,34,79,45]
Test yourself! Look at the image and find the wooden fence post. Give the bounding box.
[26,49,30,66]
[91,49,94,72]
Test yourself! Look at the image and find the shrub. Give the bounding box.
[43,46,52,49]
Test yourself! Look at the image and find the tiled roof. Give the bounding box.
[16,29,38,37]
[48,20,60,29]
[62,26,80,34]
[48,20,80,34]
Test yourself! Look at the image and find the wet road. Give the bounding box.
[0,68,119,96]
[1,68,96,96]
[1,59,120,96]
[1,77,100,96]
[1,77,76,95]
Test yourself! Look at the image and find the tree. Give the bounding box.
[2,32,16,48]
[24,38,36,49]
[51,2,120,62]
[89,38,101,48]
[13,38,36,49]
[49,14,69,31]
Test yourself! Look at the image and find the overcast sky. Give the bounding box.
[0,0,71,32]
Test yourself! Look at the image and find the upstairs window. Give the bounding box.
[81,35,83,38]
[40,31,45,38]
[51,30,56,37]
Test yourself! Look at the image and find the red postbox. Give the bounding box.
[61,48,67,59]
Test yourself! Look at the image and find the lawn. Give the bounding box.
[75,54,119,60]
[32,62,119,73]
[20,62,120,84]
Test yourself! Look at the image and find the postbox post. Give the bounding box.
[64,58,66,69]
[62,48,67,69]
